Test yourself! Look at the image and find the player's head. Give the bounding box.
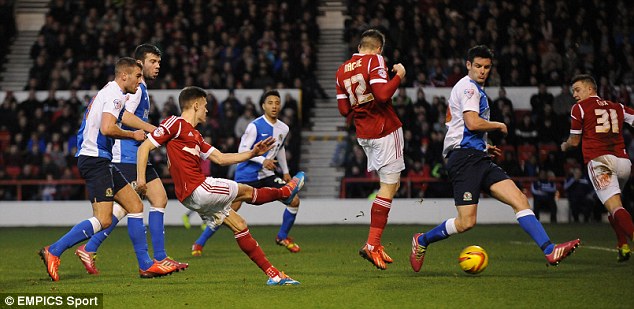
[570,74,597,102]
[261,90,281,121]
[115,57,143,94]
[466,45,494,86]
[358,29,385,54]
[134,44,162,80]
[179,86,208,123]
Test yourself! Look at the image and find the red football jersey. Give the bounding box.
[335,53,402,139]
[570,96,634,163]
[147,116,215,202]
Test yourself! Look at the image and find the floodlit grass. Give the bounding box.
[0,224,632,308]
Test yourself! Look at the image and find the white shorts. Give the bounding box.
[357,127,405,178]
[181,177,239,229]
[587,155,631,204]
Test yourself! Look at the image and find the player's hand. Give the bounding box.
[132,130,147,141]
[560,142,568,152]
[392,63,406,79]
[263,158,277,170]
[283,173,292,183]
[135,179,147,197]
[497,122,508,135]
[252,137,275,156]
[486,144,502,158]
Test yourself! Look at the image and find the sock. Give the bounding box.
[516,209,554,254]
[234,228,276,277]
[250,187,285,205]
[418,218,458,247]
[196,225,220,246]
[127,213,153,270]
[277,207,298,240]
[49,217,101,257]
[608,213,628,247]
[149,207,167,260]
[611,207,634,241]
[367,197,391,247]
[85,215,119,252]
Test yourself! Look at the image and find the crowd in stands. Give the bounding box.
[0,0,16,70]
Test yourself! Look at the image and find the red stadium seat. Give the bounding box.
[6,166,20,179]
[538,143,559,162]
[517,144,537,164]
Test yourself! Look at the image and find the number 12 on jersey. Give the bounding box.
[343,73,374,106]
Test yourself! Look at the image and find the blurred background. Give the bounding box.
[0,0,633,224]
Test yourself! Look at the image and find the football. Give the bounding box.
[458,245,489,274]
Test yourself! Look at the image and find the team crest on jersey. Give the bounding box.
[463,191,472,202]
[113,99,123,110]
[153,127,165,137]
[105,187,113,198]
[378,68,387,79]
[278,134,283,142]
[464,89,475,99]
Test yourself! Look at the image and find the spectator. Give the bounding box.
[531,169,558,223]
[563,167,595,223]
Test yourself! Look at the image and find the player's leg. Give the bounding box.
[276,195,301,252]
[490,178,579,265]
[233,172,305,205]
[192,201,242,256]
[590,157,633,261]
[223,209,299,285]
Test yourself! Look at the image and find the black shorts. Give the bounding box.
[241,175,289,204]
[446,148,509,206]
[77,156,128,203]
[114,163,160,187]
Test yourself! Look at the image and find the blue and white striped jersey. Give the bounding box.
[443,75,490,157]
[76,81,127,160]
[235,116,290,183]
[112,82,150,163]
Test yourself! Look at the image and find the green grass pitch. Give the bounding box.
[0,224,632,308]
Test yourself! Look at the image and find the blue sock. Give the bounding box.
[85,215,119,252]
[49,219,98,257]
[277,208,297,240]
[517,213,554,254]
[418,220,451,247]
[127,215,153,270]
[196,226,219,246]
[149,209,167,260]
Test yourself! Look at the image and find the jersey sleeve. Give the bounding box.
[199,136,214,160]
[622,104,634,126]
[147,116,179,147]
[335,67,351,117]
[570,103,583,134]
[102,93,125,118]
[239,122,265,164]
[461,83,481,113]
[367,55,388,86]
[125,87,142,113]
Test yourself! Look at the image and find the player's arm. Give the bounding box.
[101,112,146,141]
[276,144,291,181]
[336,76,352,117]
[239,123,270,167]
[369,62,405,103]
[135,139,159,196]
[561,134,581,151]
[121,110,156,133]
[463,111,508,135]
[209,137,275,166]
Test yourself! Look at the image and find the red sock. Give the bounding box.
[234,229,279,277]
[608,213,628,247]
[612,208,634,241]
[251,187,286,205]
[367,196,391,247]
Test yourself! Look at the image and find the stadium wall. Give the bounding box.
[0,86,560,111]
[0,198,572,227]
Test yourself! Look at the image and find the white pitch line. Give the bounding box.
[509,241,616,252]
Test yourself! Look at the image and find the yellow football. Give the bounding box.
[458,245,488,274]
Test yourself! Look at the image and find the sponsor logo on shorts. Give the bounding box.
[105,188,113,197]
[463,191,472,202]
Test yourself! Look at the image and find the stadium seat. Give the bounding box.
[517,144,537,164]
[6,166,20,179]
[538,143,559,163]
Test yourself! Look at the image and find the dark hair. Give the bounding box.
[115,57,142,76]
[260,90,281,107]
[134,44,161,61]
[359,29,385,51]
[570,74,597,90]
[178,86,207,111]
[467,45,494,62]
